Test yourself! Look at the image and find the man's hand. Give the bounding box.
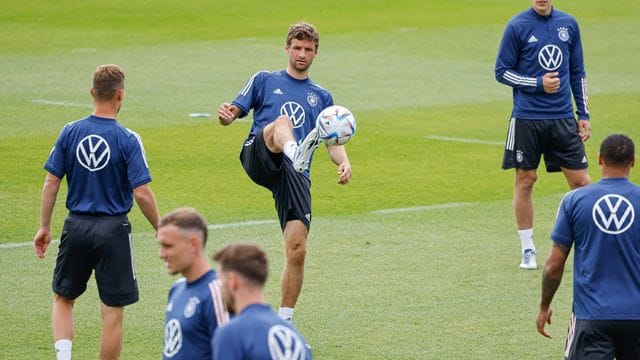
[578,119,591,142]
[34,228,52,259]
[218,103,238,125]
[536,306,554,338]
[337,162,351,185]
[542,72,560,93]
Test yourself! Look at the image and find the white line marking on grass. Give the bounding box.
[426,135,503,146]
[1,220,278,250]
[370,202,473,214]
[31,99,93,108]
[0,240,59,249]
[208,220,277,229]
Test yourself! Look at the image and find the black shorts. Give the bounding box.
[565,314,640,360]
[239,131,312,230]
[52,213,138,307]
[502,118,588,172]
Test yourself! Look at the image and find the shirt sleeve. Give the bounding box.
[44,125,68,178]
[124,129,152,189]
[495,22,541,93]
[550,192,575,247]
[232,71,267,119]
[568,20,590,120]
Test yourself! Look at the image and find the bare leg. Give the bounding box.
[561,168,590,189]
[263,115,295,154]
[281,220,308,308]
[514,168,537,230]
[99,303,124,360]
[52,294,75,340]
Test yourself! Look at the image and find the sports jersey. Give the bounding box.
[232,69,333,152]
[163,269,229,359]
[495,7,589,120]
[551,178,640,320]
[212,303,312,360]
[44,115,151,215]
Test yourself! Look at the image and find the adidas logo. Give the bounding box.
[273,88,283,95]
[528,35,538,43]
[581,156,587,163]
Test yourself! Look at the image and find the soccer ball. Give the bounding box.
[316,105,356,146]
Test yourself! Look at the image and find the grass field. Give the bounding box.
[1,0,639,358]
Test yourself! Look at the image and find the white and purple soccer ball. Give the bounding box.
[316,105,356,146]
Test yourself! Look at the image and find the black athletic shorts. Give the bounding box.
[239,131,312,230]
[502,118,588,172]
[565,314,640,360]
[52,213,138,307]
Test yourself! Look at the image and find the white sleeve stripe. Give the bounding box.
[239,71,268,97]
[209,279,230,326]
[503,71,537,86]
[126,128,149,168]
[581,78,590,115]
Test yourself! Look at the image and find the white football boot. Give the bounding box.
[293,127,320,172]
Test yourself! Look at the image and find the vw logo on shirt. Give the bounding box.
[592,194,635,235]
[280,102,306,128]
[268,325,306,360]
[538,45,563,71]
[76,134,110,171]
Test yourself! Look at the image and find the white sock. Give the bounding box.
[54,339,72,360]
[278,307,294,321]
[283,141,297,161]
[518,228,535,253]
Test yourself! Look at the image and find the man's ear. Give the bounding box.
[117,88,124,101]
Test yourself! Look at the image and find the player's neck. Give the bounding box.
[92,102,119,119]
[286,66,309,80]
[182,258,212,283]
[234,290,266,314]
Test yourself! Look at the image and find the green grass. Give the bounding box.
[1,0,639,358]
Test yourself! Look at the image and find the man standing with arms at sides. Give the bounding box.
[537,134,640,359]
[212,243,313,359]
[157,207,229,359]
[33,64,160,360]
[495,0,591,269]
[217,22,352,321]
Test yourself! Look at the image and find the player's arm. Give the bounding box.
[327,145,351,185]
[218,103,243,126]
[133,184,160,231]
[568,22,591,142]
[495,23,541,93]
[34,172,62,259]
[536,242,570,338]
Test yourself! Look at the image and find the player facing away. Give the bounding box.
[33,64,160,360]
[537,134,640,359]
[495,0,591,270]
[157,207,229,359]
[217,22,352,321]
[212,243,313,360]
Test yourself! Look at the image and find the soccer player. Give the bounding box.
[495,0,591,270]
[157,207,229,359]
[217,22,352,321]
[212,243,313,359]
[536,134,640,358]
[33,64,160,360]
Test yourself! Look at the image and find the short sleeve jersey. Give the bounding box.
[232,70,333,146]
[44,115,151,215]
[163,270,229,359]
[551,178,640,320]
[495,7,589,120]
[212,303,313,360]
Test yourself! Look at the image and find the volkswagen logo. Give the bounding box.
[538,45,563,71]
[592,194,635,235]
[76,134,110,171]
[268,324,306,360]
[280,102,306,128]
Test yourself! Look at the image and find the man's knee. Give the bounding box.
[285,239,307,267]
